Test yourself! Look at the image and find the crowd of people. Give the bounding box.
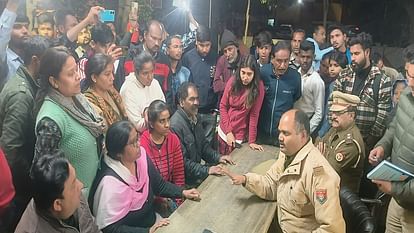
[0,0,413,232]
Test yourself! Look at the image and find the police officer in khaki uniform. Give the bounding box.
[315,91,365,194]
[223,109,345,233]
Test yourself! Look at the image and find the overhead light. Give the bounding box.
[298,0,303,4]
[173,0,190,11]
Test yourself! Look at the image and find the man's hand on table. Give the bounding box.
[209,165,224,176]
[182,188,201,201]
[249,143,264,151]
[219,155,235,165]
[209,155,235,176]
[222,168,246,185]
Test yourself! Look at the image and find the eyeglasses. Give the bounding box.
[127,131,140,148]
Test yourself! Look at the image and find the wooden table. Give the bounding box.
[156,145,280,233]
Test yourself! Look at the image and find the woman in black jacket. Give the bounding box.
[89,121,200,233]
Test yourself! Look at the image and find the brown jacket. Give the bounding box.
[315,122,365,194]
[14,196,101,233]
[244,140,345,233]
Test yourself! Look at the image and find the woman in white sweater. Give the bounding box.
[120,52,165,132]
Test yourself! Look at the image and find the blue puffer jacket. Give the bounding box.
[258,64,301,139]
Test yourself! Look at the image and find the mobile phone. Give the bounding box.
[99,10,115,22]
[116,45,129,57]
[131,2,139,15]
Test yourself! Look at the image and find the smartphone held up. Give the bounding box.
[99,9,115,22]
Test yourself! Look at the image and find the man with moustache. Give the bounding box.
[328,25,351,65]
[122,20,171,95]
[223,109,345,233]
[257,41,302,146]
[138,20,171,98]
[289,29,305,70]
[315,91,365,194]
[1,5,30,83]
[165,35,191,112]
[170,82,234,187]
[182,25,218,145]
[332,32,392,198]
[213,36,243,104]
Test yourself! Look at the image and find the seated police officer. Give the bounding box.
[315,91,365,194]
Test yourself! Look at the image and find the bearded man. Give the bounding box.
[332,32,392,198]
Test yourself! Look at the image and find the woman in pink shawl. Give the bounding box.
[89,121,200,233]
[218,55,265,154]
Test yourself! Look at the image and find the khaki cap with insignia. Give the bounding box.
[330,91,360,112]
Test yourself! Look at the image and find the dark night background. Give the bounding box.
[183,0,413,47]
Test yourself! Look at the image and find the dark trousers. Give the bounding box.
[359,136,381,199]
[0,197,29,233]
[257,133,280,147]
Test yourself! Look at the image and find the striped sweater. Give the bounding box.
[140,130,185,188]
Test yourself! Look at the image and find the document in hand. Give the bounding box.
[367,160,414,181]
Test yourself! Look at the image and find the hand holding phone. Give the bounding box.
[131,2,139,16]
[99,10,115,22]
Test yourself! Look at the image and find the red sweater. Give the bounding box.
[140,130,185,187]
[0,149,14,216]
[219,77,265,144]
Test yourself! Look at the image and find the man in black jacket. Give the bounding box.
[181,26,217,146]
[170,82,234,186]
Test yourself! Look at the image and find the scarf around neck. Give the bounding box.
[47,88,105,138]
[84,87,128,127]
[93,148,150,229]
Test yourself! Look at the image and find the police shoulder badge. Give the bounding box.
[315,189,327,205]
[345,133,353,144]
[335,153,344,162]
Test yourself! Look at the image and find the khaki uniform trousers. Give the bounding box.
[386,198,414,233]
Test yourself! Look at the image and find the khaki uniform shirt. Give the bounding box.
[244,140,345,233]
[315,123,365,194]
